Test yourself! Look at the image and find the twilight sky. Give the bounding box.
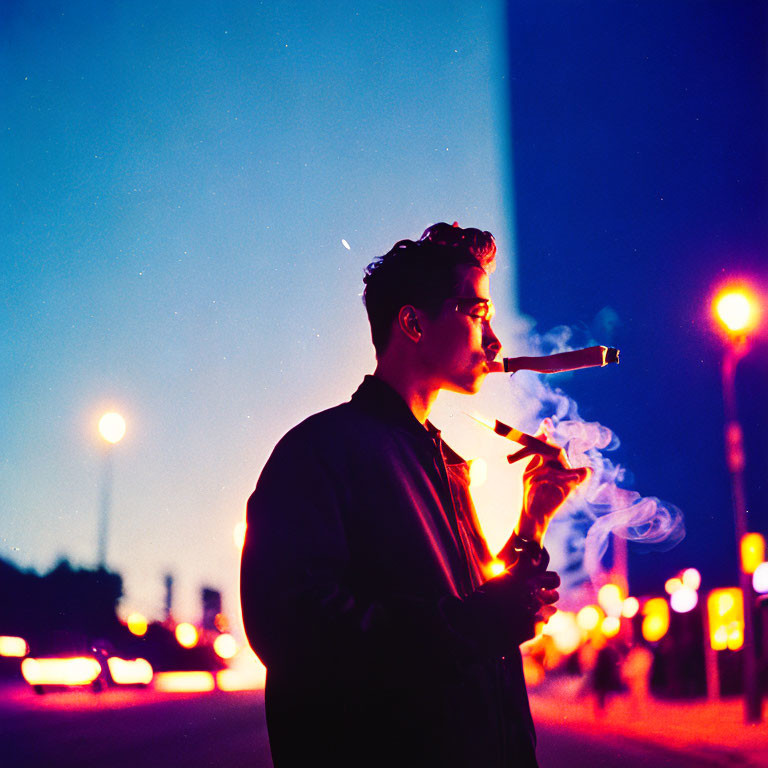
[3,1,766,633]
[2,1,522,625]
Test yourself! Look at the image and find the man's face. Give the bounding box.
[418,265,502,394]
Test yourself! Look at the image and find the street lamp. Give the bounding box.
[711,284,762,723]
[97,411,125,568]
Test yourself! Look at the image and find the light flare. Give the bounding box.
[597,584,624,617]
[576,605,602,631]
[468,458,488,488]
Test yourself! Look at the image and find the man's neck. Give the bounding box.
[372,361,439,425]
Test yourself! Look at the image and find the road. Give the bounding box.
[1,685,733,768]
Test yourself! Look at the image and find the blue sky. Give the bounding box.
[2,1,520,624]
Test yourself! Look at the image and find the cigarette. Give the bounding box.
[487,345,619,375]
[466,414,562,463]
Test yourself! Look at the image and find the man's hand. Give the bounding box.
[517,442,591,543]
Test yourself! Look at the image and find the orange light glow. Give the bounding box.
[621,597,640,619]
[107,657,153,685]
[216,664,267,691]
[126,612,148,636]
[487,559,506,577]
[21,656,102,687]
[576,605,602,632]
[214,613,230,633]
[681,568,702,591]
[664,577,683,595]
[601,616,621,637]
[707,588,744,651]
[0,635,28,657]
[542,611,581,654]
[213,633,238,660]
[469,458,488,488]
[153,671,215,693]
[641,598,670,643]
[597,584,624,617]
[175,623,199,648]
[713,287,760,334]
[98,412,126,444]
[740,533,765,575]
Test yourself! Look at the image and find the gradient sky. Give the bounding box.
[2,1,521,626]
[4,1,766,634]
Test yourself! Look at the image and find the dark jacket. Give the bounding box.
[240,376,538,767]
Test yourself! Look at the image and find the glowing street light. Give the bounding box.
[96,411,126,568]
[711,281,763,722]
[713,287,760,335]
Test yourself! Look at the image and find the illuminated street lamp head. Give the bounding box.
[99,412,126,444]
[713,287,760,336]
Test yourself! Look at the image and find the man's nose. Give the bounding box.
[484,325,502,358]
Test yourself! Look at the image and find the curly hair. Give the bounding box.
[362,222,496,355]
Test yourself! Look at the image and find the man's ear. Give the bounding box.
[398,305,422,343]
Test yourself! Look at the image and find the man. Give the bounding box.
[240,223,588,767]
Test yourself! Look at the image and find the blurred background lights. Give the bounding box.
[488,559,506,577]
[154,671,214,693]
[21,656,102,686]
[107,657,153,685]
[707,588,744,651]
[174,622,199,649]
[213,633,238,660]
[126,612,148,637]
[670,586,698,613]
[597,583,623,617]
[98,412,126,444]
[576,605,601,632]
[664,577,683,595]
[740,532,765,574]
[541,611,581,654]
[621,596,640,619]
[752,562,768,594]
[0,635,28,657]
[681,568,701,591]
[601,616,621,637]
[641,597,670,643]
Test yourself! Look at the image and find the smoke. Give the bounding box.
[508,324,685,579]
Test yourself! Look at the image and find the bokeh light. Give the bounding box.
[576,605,602,632]
[175,623,199,648]
[0,635,28,657]
[664,577,683,595]
[488,559,505,577]
[752,562,768,594]
[126,612,148,637]
[670,586,698,613]
[597,583,624,617]
[642,597,670,643]
[601,616,621,637]
[681,568,701,591]
[98,412,126,444]
[213,633,238,660]
[740,532,765,574]
[621,597,640,618]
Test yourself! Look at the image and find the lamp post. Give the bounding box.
[97,412,126,569]
[712,286,762,723]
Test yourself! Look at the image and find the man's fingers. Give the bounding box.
[536,571,560,590]
[537,588,559,605]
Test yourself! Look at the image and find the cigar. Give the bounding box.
[466,414,562,464]
[487,345,619,375]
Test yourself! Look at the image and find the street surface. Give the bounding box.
[0,684,753,767]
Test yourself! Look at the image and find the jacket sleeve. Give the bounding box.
[240,426,538,678]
